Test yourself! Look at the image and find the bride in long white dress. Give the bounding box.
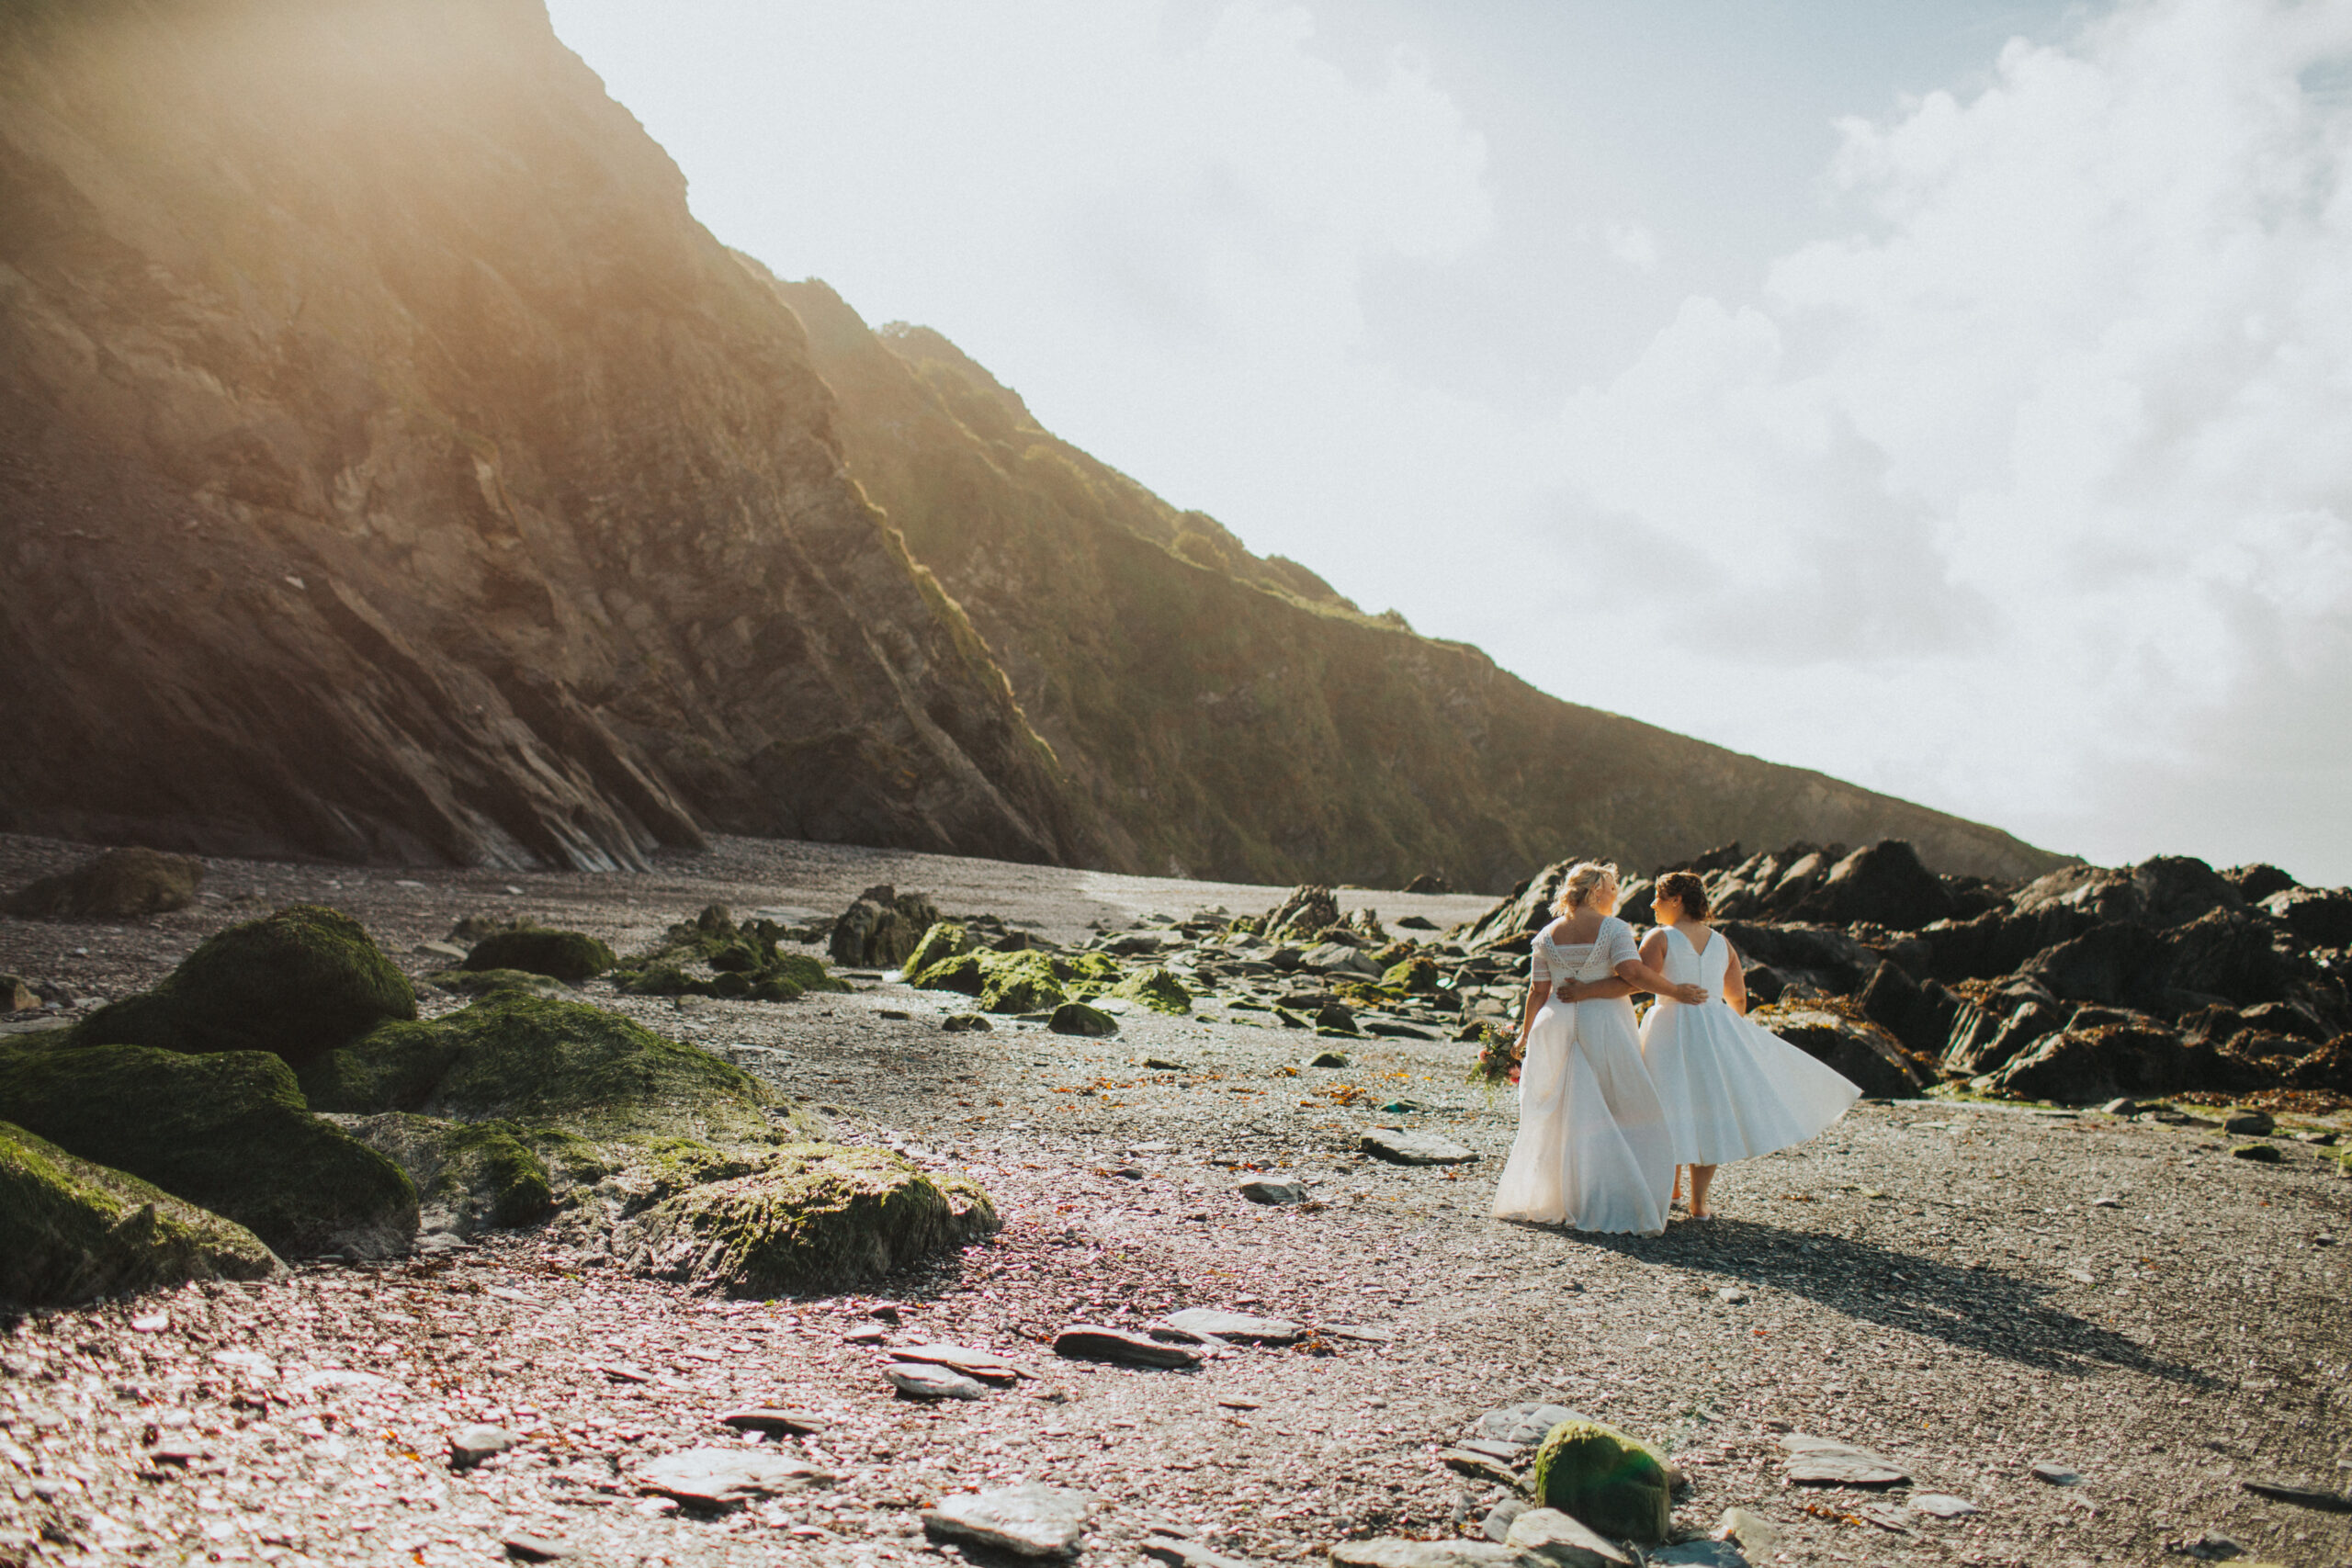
[1637,870,1863,1217]
[1492,862,1711,1235]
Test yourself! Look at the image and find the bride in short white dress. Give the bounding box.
[1639,880,1861,1189]
[1492,864,1693,1235]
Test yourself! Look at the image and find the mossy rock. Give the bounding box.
[910,953,986,995]
[1109,966,1193,1015]
[330,1112,556,1235]
[1048,1002,1118,1037]
[978,951,1068,1014]
[427,968,575,1000]
[1379,955,1443,994]
[5,847,205,919]
[770,953,851,994]
[616,1144,998,1296]
[1066,952,1122,987]
[0,1042,417,1258]
[902,921,975,979]
[617,962,703,997]
[462,929,615,984]
[1527,1418,1673,1544]
[0,1119,280,1306]
[68,905,414,1065]
[610,919,848,1000]
[302,995,823,1145]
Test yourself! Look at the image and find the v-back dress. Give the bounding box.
[1492,917,1674,1235]
[1639,924,1862,1166]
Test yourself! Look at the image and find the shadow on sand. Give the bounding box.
[1506,1216,2219,1390]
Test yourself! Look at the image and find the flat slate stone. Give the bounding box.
[1650,1544,1745,1568]
[449,1424,522,1470]
[1143,1535,1259,1568]
[1238,1178,1311,1205]
[634,1449,828,1507]
[1505,1508,1635,1567]
[1476,1403,1584,1446]
[500,1532,570,1562]
[885,1361,990,1400]
[1781,1433,1909,1487]
[924,1483,1095,1560]
[1439,1447,1523,1489]
[1329,1540,1542,1568]
[1910,1494,1980,1518]
[889,1342,1030,1382]
[716,1407,826,1436]
[1162,1309,1303,1343]
[2029,1461,2080,1485]
[1362,1129,1478,1165]
[1053,1325,1204,1368]
[2241,1479,2352,1511]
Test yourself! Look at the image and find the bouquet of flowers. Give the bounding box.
[1465,1021,1520,1089]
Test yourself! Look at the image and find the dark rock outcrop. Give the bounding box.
[5,848,206,919]
[829,886,942,970]
[0,0,1088,873]
[1788,841,1954,931]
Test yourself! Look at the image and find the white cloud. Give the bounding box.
[1602,219,1660,272]
[1545,0,2352,881]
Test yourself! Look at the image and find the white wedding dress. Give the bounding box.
[1640,924,1862,1165]
[1492,917,1675,1235]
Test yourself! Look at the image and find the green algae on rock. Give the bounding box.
[328,1113,555,1235]
[0,1119,280,1306]
[1048,1002,1118,1037]
[978,951,1067,1014]
[612,908,851,1001]
[461,928,615,984]
[1108,965,1193,1015]
[0,1043,416,1258]
[1527,1418,1673,1544]
[303,994,823,1145]
[901,921,975,980]
[69,905,414,1065]
[426,968,575,1000]
[617,1145,998,1296]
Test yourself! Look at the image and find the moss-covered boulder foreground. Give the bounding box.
[462,928,615,984]
[0,1043,417,1258]
[617,1145,999,1296]
[325,1112,556,1235]
[1527,1417,1674,1544]
[0,1120,280,1306]
[909,947,1123,1014]
[300,994,823,1145]
[68,905,414,1064]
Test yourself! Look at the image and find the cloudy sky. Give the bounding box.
[548,0,2352,884]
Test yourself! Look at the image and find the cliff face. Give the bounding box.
[776,281,2066,889]
[0,0,1089,870]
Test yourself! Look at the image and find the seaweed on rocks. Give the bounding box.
[612,907,853,1001]
[461,927,616,984]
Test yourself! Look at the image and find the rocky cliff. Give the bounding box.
[773,280,2065,889]
[0,0,1088,870]
[0,0,2065,890]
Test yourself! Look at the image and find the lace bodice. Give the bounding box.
[1532,916,1637,985]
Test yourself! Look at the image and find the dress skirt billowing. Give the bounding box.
[1492,995,1674,1235]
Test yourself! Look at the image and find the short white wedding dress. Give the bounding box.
[1492,917,1675,1235]
[1640,925,1862,1165]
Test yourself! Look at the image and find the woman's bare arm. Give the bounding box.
[1619,931,1709,1005]
[1510,976,1545,1057]
[1555,974,1634,1003]
[1722,940,1747,1016]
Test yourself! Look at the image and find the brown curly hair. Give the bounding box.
[1654,870,1711,919]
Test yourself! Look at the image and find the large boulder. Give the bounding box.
[2164,909,2299,1007]
[1526,1418,1672,1545]
[1980,1021,2221,1103]
[1108,966,1192,1015]
[1858,962,1960,1060]
[1749,1006,1928,1100]
[829,886,941,969]
[5,847,206,919]
[0,1119,280,1306]
[1786,840,1953,931]
[1940,998,2062,1078]
[0,1043,417,1257]
[1716,922,1881,995]
[1264,885,1342,940]
[462,928,615,984]
[616,1145,998,1296]
[901,921,977,981]
[2017,922,2173,1010]
[301,994,820,1145]
[329,1112,556,1237]
[2225,864,2299,904]
[67,905,414,1065]
[2261,887,2352,951]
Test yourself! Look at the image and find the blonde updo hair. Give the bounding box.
[1552,861,1620,916]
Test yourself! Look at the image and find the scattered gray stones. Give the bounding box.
[1910,1493,1981,1517]
[942,1013,993,1032]
[448,1424,521,1470]
[1143,1533,1259,1568]
[1053,1325,1204,1368]
[923,1483,1096,1560]
[1481,1498,1528,1542]
[1477,1404,1582,1446]
[886,1360,991,1400]
[1781,1433,1910,1486]
[632,1449,829,1507]
[2030,1461,2081,1485]
[1238,1177,1312,1205]
[1502,1506,1634,1565]
[1161,1307,1303,1342]
[500,1530,570,1562]
[1713,1509,1780,1558]
[1439,1445,1523,1489]
[1361,1128,1477,1165]
[890,1342,1029,1382]
[1329,1540,1540,1568]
